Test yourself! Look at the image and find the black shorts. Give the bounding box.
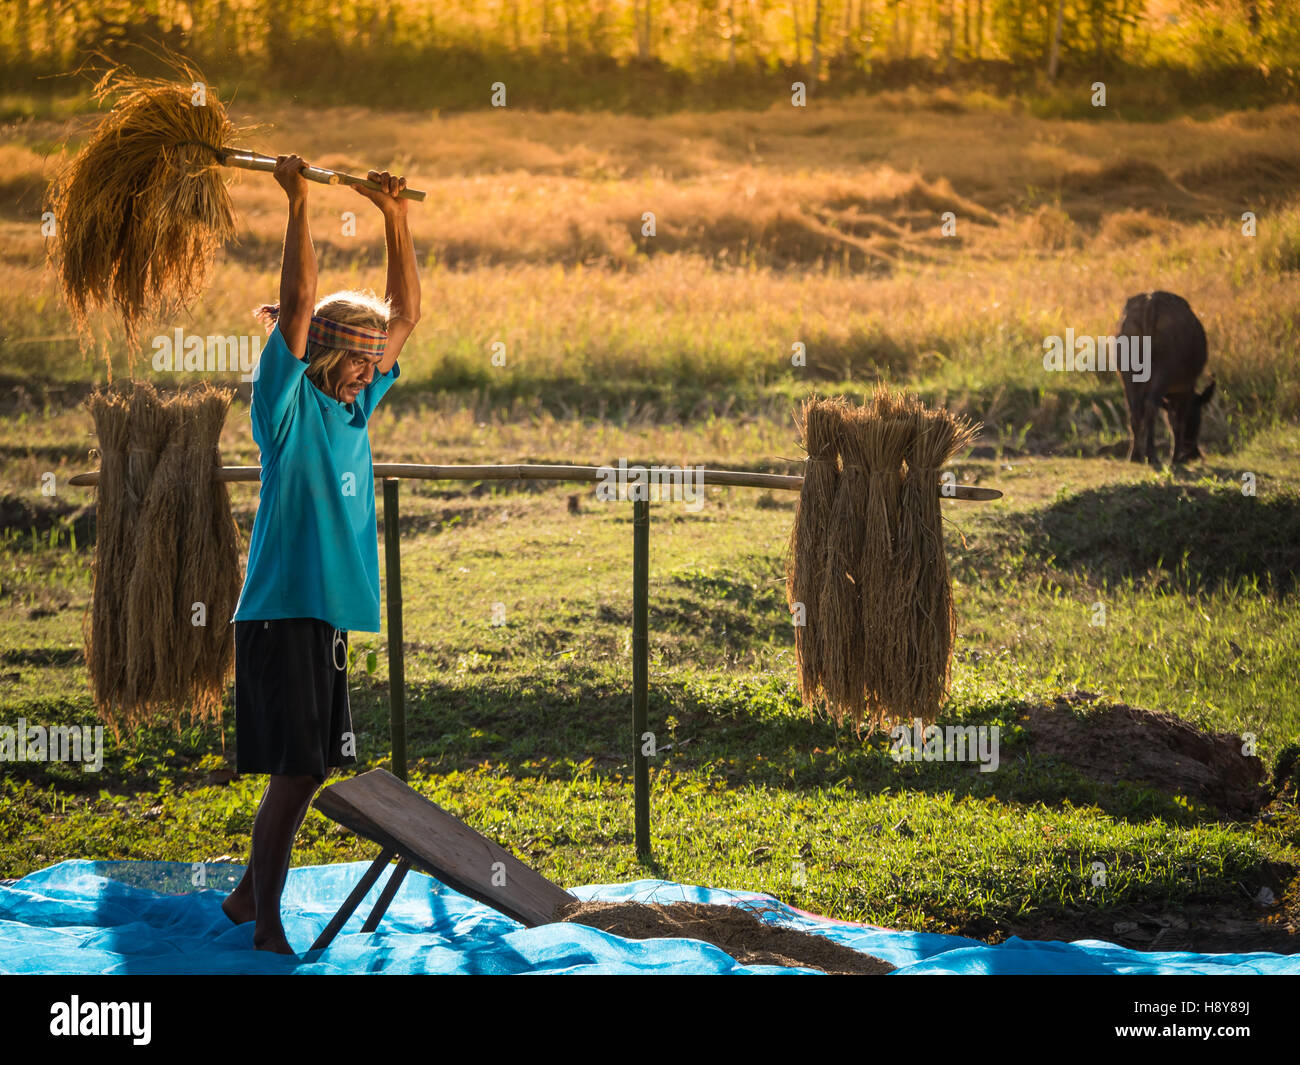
[234,617,357,783]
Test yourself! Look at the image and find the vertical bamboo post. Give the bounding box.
[633,495,651,859]
[382,478,407,781]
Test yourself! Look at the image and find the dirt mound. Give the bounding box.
[1061,157,1181,195]
[823,176,998,226]
[1023,204,1081,249]
[649,204,899,271]
[1057,157,1205,221]
[0,493,93,543]
[1176,151,1300,200]
[1094,208,1173,245]
[557,900,895,974]
[1024,694,1266,817]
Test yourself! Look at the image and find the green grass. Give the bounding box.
[2,412,1298,943]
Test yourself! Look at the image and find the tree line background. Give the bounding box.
[3,1,1298,112]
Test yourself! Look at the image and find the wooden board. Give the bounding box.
[313,769,574,928]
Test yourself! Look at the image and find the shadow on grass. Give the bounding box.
[0,493,95,547]
[1014,476,1300,593]
[7,659,1269,829]
[340,673,1261,829]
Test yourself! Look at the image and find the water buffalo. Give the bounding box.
[1116,291,1215,467]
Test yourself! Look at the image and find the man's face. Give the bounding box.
[334,352,381,403]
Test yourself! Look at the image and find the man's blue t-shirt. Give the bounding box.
[232,323,399,633]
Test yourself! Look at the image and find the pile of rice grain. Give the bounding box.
[85,381,241,732]
[787,390,978,729]
[557,899,895,974]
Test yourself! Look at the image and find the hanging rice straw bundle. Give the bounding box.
[124,381,170,514]
[84,380,242,732]
[787,396,845,709]
[787,390,986,732]
[124,394,187,722]
[893,392,930,711]
[857,387,914,727]
[44,53,257,354]
[179,385,240,723]
[816,404,872,724]
[904,406,980,717]
[84,386,131,722]
[122,382,175,708]
[45,51,423,361]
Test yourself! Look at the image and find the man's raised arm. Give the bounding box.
[353,169,420,376]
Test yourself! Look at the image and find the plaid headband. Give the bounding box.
[307,315,388,357]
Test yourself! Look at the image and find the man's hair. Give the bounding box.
[253,289,390,397]
[304,290,390,397]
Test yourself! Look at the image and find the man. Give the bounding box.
[220,154,420,954]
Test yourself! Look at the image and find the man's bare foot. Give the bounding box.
[222,890,255,926]
[253,926,297,955]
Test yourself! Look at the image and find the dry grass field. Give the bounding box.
[3,88,1299,443]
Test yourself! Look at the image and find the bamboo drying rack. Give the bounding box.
[68,461,1001,859]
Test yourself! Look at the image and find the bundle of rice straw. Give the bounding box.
[903,406,979,716]
[44,52,258,356]
[787,390,979,730]
[84,386,132,715]
[178,387,240,720]
[85,381,241,732]
[894,394,931,709]
[815,403,871,714]
[858,388,914,726]
[786,396,845,707]
[122,389,182,708]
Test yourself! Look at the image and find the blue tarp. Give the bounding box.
[0,860,1295,974]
